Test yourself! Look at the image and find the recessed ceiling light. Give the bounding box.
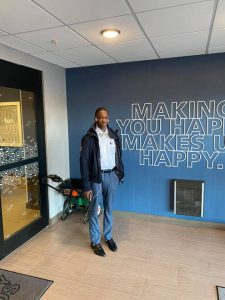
[100,29,120,39]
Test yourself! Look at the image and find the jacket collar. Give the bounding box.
[95,126,108,137]
[87,123,118,139]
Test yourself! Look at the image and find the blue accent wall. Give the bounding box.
[66,53,225,223]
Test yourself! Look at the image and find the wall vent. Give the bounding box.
[173,179,204,217]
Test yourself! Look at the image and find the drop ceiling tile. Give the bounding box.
[208,46,225,54]
[117,55,157,63]
[98,39,157,60]
[128,0,212,12]
[137,1,213,37]
[152,31,208,54]
[34,0,130,24]
[210,28,225,48]
[0,31,8,36]
[52,46,115,66]
[31,51,79,68]
[70,15,145,45]
[0,35,45,54]
[214,0,225,29]
[0,0,62,34]
[16,26,90,51]
[159,48,204,59]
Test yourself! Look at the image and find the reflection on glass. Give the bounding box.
[0,87,38,166]
[0,157,40,239]
[0,101,23,147]
[0,86,41,239]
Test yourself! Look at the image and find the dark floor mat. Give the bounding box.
[0,268,53,300]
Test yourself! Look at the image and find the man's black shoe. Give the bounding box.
[91,242,106,257]
[105,238,117,252]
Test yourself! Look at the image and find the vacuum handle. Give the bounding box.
[41,175,62,193]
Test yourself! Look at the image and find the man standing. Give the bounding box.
[80,107,124,257]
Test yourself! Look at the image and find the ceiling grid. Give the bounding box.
[0,0,223,68]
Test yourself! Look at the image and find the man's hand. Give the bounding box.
[84,190,93,201]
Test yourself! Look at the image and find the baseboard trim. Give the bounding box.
[49,210,225,230]
[49,212,61,226]
[114,210,225,230]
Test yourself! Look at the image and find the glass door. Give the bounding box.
[0,63,48,259]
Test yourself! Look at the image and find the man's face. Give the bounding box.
[95,110,109,130]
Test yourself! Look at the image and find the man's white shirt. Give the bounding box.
[96,126,116,170]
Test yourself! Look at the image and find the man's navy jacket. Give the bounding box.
[80,125,124,192]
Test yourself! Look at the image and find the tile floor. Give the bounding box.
[0,211,225,300]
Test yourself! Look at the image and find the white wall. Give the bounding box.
[0,44,70,219]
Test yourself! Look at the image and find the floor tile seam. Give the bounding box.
[73,283,141,300]
[177,269,213,298]
[81,268,147,282]
[113,253,152,261]
[82,259,125,275]
[23,247,80,260]
[207,254,225,263]
[181,238,221,247]
[177,265,225,285]
[202,268,225,282]
[182,236,225,245]
[140,281,212,298]
[139,278,179,291]
[122,255,181,270]
[116,266,180,287]
[150,256,209,270]
[128,236,184,246]
[137,277,148,299]
[77,274,145,298]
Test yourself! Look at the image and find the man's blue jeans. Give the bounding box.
[89,170,119,244]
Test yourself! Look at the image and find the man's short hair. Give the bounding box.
[95,107,109,117]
